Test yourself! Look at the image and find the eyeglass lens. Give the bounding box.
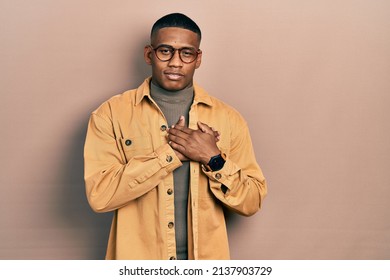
[154,46,198,63]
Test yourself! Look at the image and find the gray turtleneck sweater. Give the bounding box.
[150,81,194,260]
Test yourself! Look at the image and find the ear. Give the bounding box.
[144,45,153,65]
[195,50,202,69]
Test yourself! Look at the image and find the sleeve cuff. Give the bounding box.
[155,143,182,172]
[202,158,239,191]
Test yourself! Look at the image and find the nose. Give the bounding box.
[168,49,183,67]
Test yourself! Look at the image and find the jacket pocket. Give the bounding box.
[119,134,153,163]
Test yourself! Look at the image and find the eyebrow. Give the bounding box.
[154,44,198,50]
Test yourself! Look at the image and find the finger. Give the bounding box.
[175,115,185,126]
[197,121,213,134]
[168,125,193,137]
[170,116,185,130]
[168,140,186,154]
[168,132,188,147]
[214,130,221,142]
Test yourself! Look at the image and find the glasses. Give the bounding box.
[149,45,201,64]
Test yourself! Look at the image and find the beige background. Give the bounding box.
[1,0,389,259]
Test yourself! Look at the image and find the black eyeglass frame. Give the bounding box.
[149,44,202,64]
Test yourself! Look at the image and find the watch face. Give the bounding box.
[209,154,226,171]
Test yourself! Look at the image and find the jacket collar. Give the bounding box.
[135,77,213,107]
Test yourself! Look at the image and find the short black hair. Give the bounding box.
[151,13,202,42]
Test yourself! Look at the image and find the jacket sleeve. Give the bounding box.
[84,112,182,213]
[204,113,267,217]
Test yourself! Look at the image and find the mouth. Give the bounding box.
[164,72,184,81]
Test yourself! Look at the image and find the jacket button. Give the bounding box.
[167,188,173,195]
[166,155,173,162]
[215,173,222,180]
[168,222,174,229]
[160,125,167,131]
[169,256,176,260]
[125,139,132,146]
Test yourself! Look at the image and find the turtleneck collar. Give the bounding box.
[150,80,194,104]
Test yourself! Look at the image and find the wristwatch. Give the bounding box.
[205,153,226,171]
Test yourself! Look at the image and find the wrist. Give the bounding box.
[200,148,220,165]
[200,155,212,166]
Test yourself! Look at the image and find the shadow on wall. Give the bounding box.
[58,117,113,259]
[57,41,151,260]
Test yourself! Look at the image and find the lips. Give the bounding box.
[164,71,184,81]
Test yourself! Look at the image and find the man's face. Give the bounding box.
[144,27,202,91]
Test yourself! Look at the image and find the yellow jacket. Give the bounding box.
[84,77,267,259]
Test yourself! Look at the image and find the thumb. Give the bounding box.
[176,115,185,126]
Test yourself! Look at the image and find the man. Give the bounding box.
[84,13,267,260]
